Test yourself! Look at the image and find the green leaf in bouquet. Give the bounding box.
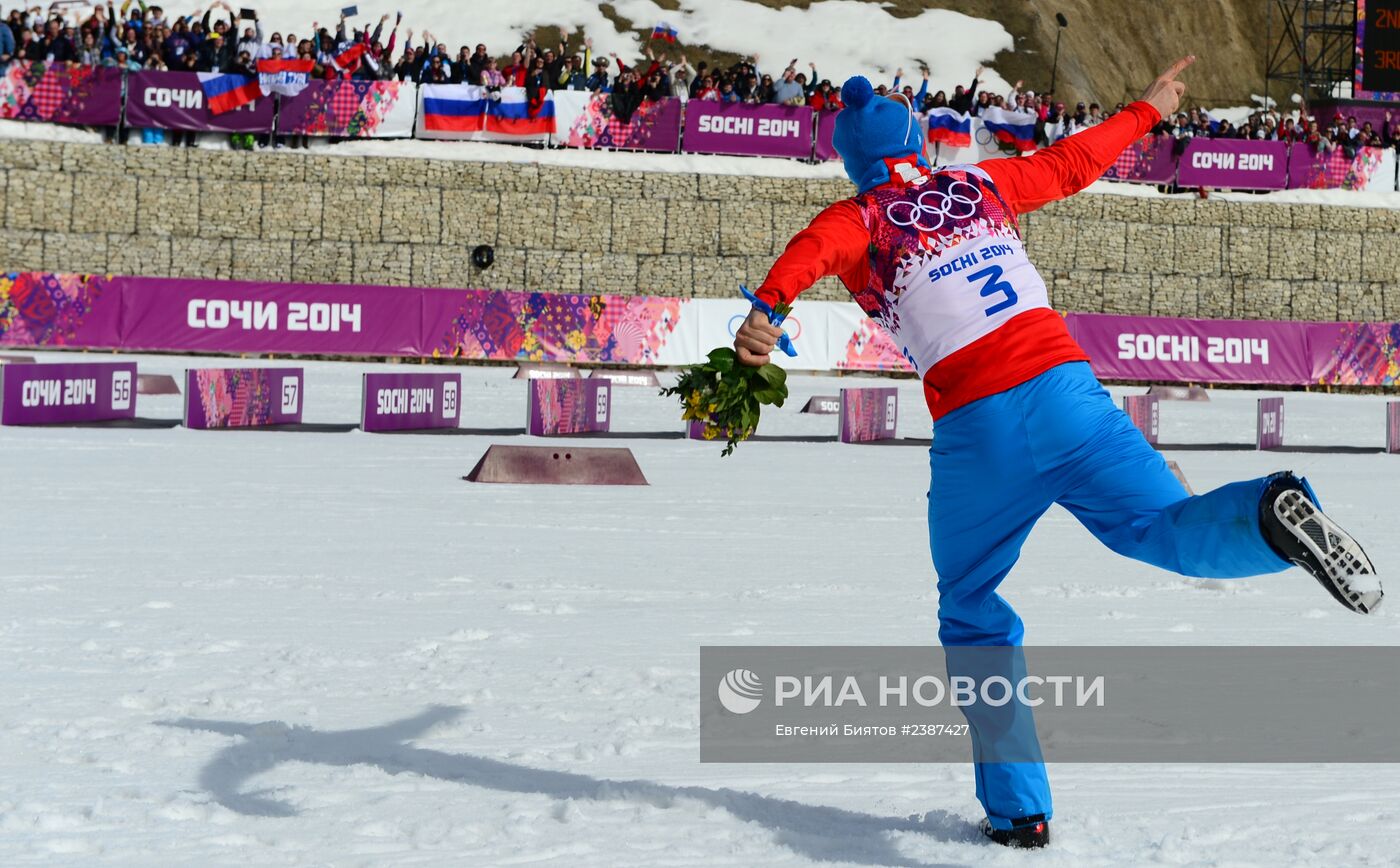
[706,347,736,372]
[756,364,786,387]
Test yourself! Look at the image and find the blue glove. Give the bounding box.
[740,285,797,358]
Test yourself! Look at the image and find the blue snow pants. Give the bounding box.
[928,361,1291,829]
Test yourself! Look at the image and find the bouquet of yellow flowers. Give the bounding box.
[662,290,793,456]
[663,347,789,456]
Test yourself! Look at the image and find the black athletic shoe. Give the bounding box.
[1259,472,1383,614]
[979,815,1050,849]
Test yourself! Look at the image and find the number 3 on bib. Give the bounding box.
[968,264,1018,317]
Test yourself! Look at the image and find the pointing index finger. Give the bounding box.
[1160,55,1196,82]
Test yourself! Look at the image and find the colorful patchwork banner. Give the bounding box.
[360,371,460,432]
[1305,321,1400,387]
[0,361,135,425]
[1285,142,1396,192]
[1257,397,1285,450]
[839,387,898,443]
[1104,133,1178,185]
[526,378,609,436]
[554,90,682,152]
[1122,394,1160,445]
[124,70,276,132]
[184,367,303,429]
[828,306,914,373]
[425,289,691,366]
[0,61,122,125]
[277,79,417,137]
[0,272,123,349]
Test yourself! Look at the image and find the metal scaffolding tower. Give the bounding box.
[1265,0,1358,105]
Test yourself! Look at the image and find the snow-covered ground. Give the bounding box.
[2,351,1398,866]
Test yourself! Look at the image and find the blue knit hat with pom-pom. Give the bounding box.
[832,75,929,193]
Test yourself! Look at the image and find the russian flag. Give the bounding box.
[334,42,367,73]
[651,22,677,42]
[486,88,555,137]
[980,106,1037,151]
[198,72,262,115]
[421,83,488,133]
[257,58,315,97]
[926,107,972,148]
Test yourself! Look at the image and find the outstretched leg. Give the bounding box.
[1048,374,1381,612]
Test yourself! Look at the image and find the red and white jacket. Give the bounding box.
[756,101,1161,420]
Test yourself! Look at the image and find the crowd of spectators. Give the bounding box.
[0,1,409,79]
[1152,106,1399,154]
[2,3,1398,159]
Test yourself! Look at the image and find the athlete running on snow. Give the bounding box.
[734,56,1383,849]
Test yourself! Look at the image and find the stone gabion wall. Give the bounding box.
[1,139,1397,320]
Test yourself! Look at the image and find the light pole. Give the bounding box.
[1049,12,1069,96]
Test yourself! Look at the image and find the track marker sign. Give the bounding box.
[526,378,610,436]
[361,372,461,432]
[0,361,137,425]
[1122,394,1160,446]
[184,367,304,429]
[801,395,841,414]
[839,388,899,443]
[1257,397,1285,450]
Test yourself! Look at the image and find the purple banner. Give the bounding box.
[184,367,303,429]
[814,109,840,161]
[1388,402,1400,455]
[124,70,275,133]
[564,94,682,152]
[1103,133,1177,184]
[121,276,421,356]
[1122,394,1160,445]
[527,378,609,436]
[0,361,135,425]
[0,61,122,125]
[361,371,461,432]
[1177,138,1289,190]
[1257,397,1285,450]
[1066,314,1314,385]
[276,80,415,137]
[839,387,898,443]
[7,273,1400,390]
[1,272,123,349]
[682,102,814,159]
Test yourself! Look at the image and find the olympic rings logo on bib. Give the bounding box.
[885,181,983,232]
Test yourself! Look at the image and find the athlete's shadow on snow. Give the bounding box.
[160,706,972,868]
